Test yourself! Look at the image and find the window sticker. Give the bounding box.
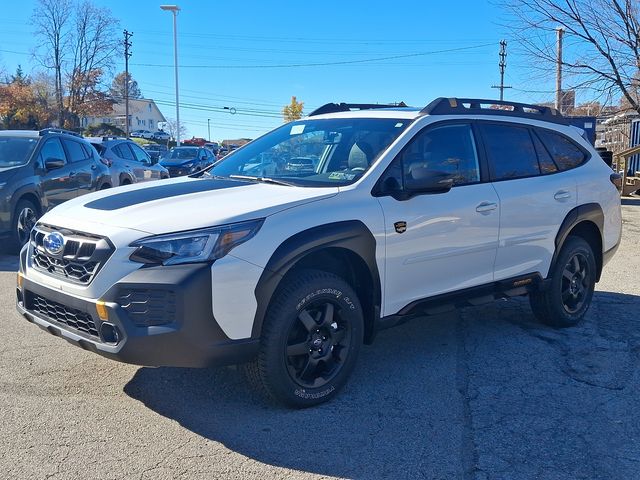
[328,172,357,180]
[394,122,404,128]
[290,124,305,135]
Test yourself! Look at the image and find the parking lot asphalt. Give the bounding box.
[0,199,639,480]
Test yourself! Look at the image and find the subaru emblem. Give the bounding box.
[43,232,64,255]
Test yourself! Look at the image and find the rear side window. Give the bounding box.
[531,132,558,174]
[535,129,586,171]
[62,139,90,163]
[479,124,540,180]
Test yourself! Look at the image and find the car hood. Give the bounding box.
[161,158,197,166]
[40,176,339,235]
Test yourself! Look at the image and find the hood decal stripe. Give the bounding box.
[84,179,253,211]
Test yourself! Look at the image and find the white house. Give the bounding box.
[80,98,167,132]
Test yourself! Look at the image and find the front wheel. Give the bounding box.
[530,236,596,328]
[244,269,364,408]
[11,199,39,251]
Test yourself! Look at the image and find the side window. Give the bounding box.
[531,131,558,174]
[479,124,540,180]
[400,124,480,186]
[536,129,586,171]
[39,138,66,164]
[114,143,135,161]
[130,143,150,163]
[62,139,90,163]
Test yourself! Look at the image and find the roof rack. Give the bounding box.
[308,102,407,117]
[420,98,566,124]
[39,128,82,138]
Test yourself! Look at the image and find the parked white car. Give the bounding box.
[130,130,154,139]
[17,97,622,408]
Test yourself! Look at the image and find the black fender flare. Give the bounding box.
[252,220,381,340]
[550,202,604,280]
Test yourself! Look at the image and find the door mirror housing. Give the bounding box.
[45,157,65,170]
[380,169,455,201]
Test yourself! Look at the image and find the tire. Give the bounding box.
[243,269,364,408]
[530,236,596,328]
[120,179,132,186]
[11,199,39,251]
[100,183,111,190]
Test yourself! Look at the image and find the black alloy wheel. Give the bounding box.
[529,236,596,328]
[243,269,363,408]
[14,200,39,249]
[285,300,351,389]
[560,252,591,314]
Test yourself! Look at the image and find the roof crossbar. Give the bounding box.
[420,97,567,124]
[39,128,82,137]
[308,102,407,117]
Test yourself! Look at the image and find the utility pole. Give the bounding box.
[124,29,133,138]
[207,118,211,142]
[555,27,564,113]
[491,40,511,101]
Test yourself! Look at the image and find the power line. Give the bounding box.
[131,43,494,69]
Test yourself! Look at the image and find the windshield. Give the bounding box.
[207,118,410,186]
[0,137,38,168]
[167,148,198,160]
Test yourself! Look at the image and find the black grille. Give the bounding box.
[118,288,176,327]
[30,224,113,285]
[27,292,99,337]
[167,166,188,177]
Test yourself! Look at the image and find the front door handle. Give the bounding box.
[554,190,572,201]
[476,201,498,213]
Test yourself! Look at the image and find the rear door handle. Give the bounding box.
[476,202,498,213]
[554,190,571,201]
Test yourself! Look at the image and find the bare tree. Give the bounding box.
[110,72,142,101]
[504,0,640,112]
[31,0,118,127]
[31,0,72,126]
[163,118,188,143]
[66,0,119,125]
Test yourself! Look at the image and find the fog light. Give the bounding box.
[95,301,109,321]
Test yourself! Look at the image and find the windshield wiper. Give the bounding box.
[229,174,294,186]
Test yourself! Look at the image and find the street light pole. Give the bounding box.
[207,118,211,142]
[160,5,181,145]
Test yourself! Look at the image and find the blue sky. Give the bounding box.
[0,0,559,140]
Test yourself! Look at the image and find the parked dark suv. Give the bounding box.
[88,137,169,186]
[0,128,112,249]
[160,146,216,177]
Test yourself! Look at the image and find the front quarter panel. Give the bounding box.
[210,189,386,340]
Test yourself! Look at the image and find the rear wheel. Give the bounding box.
[11,199,39,251]
[530,236,596,328]
[243,269,363,408]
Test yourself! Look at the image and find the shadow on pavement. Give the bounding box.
[124,312,464,479]
[123,291,640,478]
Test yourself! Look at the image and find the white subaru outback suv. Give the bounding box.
[16,98,622,408]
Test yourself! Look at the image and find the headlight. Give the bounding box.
[129,218,264,266]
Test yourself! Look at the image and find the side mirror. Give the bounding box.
[404,169,455,196]
[45,157,65,170]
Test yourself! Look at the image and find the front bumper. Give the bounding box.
[16,262,258,368]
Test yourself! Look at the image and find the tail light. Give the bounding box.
[610,172,623,192]
[100,156,112,167]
